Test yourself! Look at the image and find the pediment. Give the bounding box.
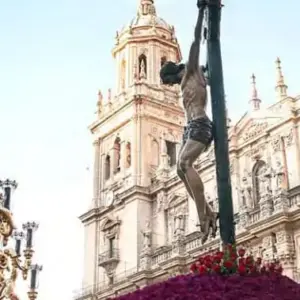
[167,192,186,208]
[234,111,283,143]
[100,216,121,231]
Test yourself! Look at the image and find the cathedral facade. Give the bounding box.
[74,1,300,299]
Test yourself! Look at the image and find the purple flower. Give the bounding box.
[111,273,300,300]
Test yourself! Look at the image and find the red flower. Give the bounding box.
[216,251,224,259]
[198,265,208,274]
[204,255,212,262]
[238,258,245,266]
[238,248,246,257]
[212,264,221,273]
[276,265,283,274]
[213,255,221,263]
[205,259,212,268]
[189,243,284,277]
[269,263,275,272]
[223,260,234,269]
[245,256,253,266]
[238,264,246,274]
[190,263,197,273]
[230,253,238,261]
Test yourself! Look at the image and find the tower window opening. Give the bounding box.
[108,236,116,258]
[138,54,147,78]
[166,141,177,167]
[105,155,111,180]
[161,56,167,67]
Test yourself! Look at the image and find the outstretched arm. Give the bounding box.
[187,3,206,74]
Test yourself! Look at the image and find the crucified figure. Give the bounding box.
[160,0,218,244]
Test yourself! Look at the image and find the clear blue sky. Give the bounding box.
[0,0,299,299]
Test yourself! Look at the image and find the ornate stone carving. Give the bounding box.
[167,192,186,209]
[271,135,281,152]
[284,128,293,147]
[259,197,273,218]
[243,122,268,142]
[100,217,121,239]
[239,208,250,229]
[156,191,166,213]
[273,192,289,212]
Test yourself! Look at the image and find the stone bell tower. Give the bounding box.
[79,0,185,290]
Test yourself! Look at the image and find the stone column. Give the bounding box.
[120,141,126,175]
[93,139,101,204]
[131,116,138,185]
[109,148,114,181]
[276,230,295,278]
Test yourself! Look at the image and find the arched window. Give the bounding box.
[105,155,111,180]
[113,137,121,173]
[138,54,147,78]
[151,139,159,167]
[252,160,266,204]
[161,56,167,67]
[120,59,126,89]
[125,142,131,168]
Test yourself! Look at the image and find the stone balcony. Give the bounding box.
[98,248,120,268]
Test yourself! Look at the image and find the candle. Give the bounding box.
[26,228,33,248]
[30,268,37,290]
[15,239,21,256]
[4,187,11,210]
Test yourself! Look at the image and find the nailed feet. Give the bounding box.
[198,212,219,244]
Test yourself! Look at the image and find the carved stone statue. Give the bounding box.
[140,59,146,79]
[260,164,272,197]
[274,159,285,192]
[159,1,217,244]
[141,221,151,250]
[174,215,184,237]
[240,173,253,207]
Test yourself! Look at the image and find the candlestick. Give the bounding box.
[4,187,11,210]
[22,222,38,249]
[29,264,43,290]
[27,228,33,248]
[0,179,17,211]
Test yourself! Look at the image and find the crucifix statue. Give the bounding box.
[160,0,218,244]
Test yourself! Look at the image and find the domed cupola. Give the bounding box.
[116,0,177,43]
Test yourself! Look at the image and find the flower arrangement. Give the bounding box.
[110,245,300,300]
[190,244,283,276]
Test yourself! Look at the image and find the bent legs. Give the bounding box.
[177,139,217,243]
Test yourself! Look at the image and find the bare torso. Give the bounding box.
[181,67,207,121]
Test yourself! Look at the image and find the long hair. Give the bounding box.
[160,61,185,84]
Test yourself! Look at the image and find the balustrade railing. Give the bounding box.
[74,191,300,299]
[98,248,120,265]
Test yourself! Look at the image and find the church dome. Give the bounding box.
[119,0,174,36]
[129,13,170,30]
